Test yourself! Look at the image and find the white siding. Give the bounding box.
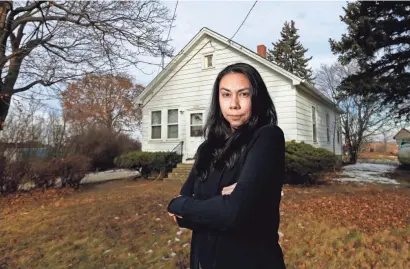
[296,88,342,155]
[141,33,342,159]
[140,35,298,160]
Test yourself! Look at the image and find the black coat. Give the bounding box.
[168,125,286,269]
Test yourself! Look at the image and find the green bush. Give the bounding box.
[285,140,338,184]
[114,151,182,178]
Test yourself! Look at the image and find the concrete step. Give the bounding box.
[168,172,189,178]
[177,163,194,169]
[166,174,188,181]
[171,168,192,173]
[166,163,193,181]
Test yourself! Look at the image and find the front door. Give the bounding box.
[185,110,205,161]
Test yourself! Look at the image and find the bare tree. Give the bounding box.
[0,1,173,130]
[316,62,393,163]
[44,110,67,157]
[0,97,46,161]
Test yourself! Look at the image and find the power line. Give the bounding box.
[161,0,179,70]
[230,0,258,40]
[144,0,258,103]
[209,0,259,53]
[167,0,179,42]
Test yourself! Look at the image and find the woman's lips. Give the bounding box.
[229,115,242,119]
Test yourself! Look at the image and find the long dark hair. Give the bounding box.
[195,62,278,181]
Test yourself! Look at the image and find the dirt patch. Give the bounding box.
[386,167,410,185]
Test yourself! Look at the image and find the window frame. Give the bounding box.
[203,54,214,69]
[312,106,317,143]
[326,112,330,144]
[167,109,179,139]
[150,110,162,140]
[190,112,204,137]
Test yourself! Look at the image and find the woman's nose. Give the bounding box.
[229,95,240,109]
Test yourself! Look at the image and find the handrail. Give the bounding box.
[171,141,184,156]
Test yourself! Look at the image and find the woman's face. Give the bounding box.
[219,72,252,130]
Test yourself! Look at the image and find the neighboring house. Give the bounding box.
[0,141,48,162]
[136,28,344,163]
[393,128,410,148]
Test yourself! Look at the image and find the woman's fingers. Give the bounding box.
[168,212,182,223]
[222,183,237,195]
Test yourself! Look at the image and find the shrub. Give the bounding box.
[29,158,63,188]
[0,158,27,194]
[60,155,92,189]
[285,140,338,184]
[114,151,182,178]
[67,127,141,171]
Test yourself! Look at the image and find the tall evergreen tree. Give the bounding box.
[330,1,410,121]
[268,20,315,83]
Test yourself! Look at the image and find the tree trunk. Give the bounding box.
[349,147,358,164]
[333,115,337,154]
[0,95,11,130]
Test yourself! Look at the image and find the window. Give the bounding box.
[204,54,213,68]
[312,106,317,143]
[167,109,178,139]
[326,113,330,143]
[151,111,161,139]
[338,126,342,144]
[337,128,340,144]
[190,113,203,137]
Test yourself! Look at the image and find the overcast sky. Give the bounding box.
[132,0,348,86]
[17,1,349,110]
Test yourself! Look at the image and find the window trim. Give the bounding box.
[189,112,204,137]
[167,108,179,139]
[338,125,342,144]
[150,110,162,140]
[203,53,214,69]
[326,112,330,144]
[337,128,340,144]
[312,106,318,143]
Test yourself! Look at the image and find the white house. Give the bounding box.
[136,28,344,163]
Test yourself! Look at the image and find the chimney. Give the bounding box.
[257,44,267,58]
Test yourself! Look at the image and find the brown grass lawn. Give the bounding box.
[1,179,409,269]
[359,152,398,161]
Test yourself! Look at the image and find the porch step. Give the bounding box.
[176,163,195,168]
[166,163,194,182]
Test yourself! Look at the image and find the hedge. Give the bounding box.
[285,140,338,184]
[114,142,337,184]
[0,155,92,195]
[114,151,182,178]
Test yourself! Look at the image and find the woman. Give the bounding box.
[167,62,286,269]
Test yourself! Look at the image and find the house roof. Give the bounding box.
[393,128,410,139]
[136,27,344,114]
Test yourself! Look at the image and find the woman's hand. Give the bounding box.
[168,212,182,223]
[168,195,183,223]
[222,183,237,195]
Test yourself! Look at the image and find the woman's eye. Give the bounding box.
[240,92,250,97]
[222,93,230,97]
